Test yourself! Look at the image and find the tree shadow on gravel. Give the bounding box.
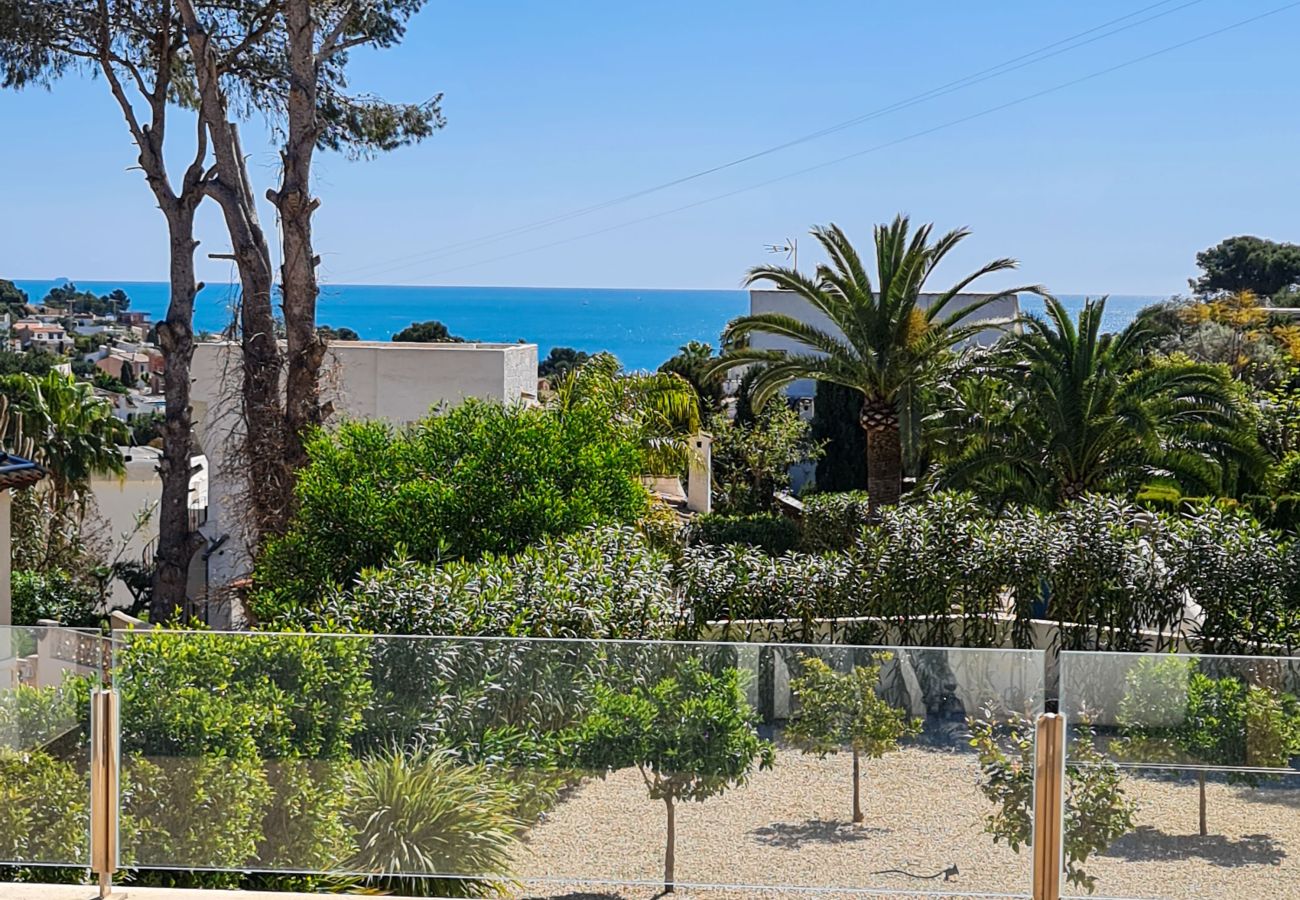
[749,818,888,848]
[518,892,626,900]
[1102,825,1286,867]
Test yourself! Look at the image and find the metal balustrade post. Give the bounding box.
[90,688,120,899]
[1032,713,1065,900]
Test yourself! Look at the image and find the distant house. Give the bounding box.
[116,311,150,328]
[96,350,156,385]
[12,320,72,352]
[0,451,45,626]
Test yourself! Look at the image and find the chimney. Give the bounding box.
[687,432,712,515]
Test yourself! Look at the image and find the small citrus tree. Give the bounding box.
[1118,656,1300,836]
[786,655,920,824]
[565,659,775,892]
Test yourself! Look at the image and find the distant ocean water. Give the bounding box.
[12,279,1168,372]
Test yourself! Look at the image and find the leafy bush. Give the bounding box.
[688,513,800,556]
[969,713,1135,894]
[709,404,821,515]
[253,400,651,619]
[0,681,89,750]
[0,748,89,866]
[799,491,872,552]
[115,630,372,873]
[1117,657,1300,835]
[11,569,101,627]
[345,745,523,897]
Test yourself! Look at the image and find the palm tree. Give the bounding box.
[659,341,725,411]
[551,353,701,475]
[932,297,1265,507]
[0,371,127,511]
[711,218,1041,509]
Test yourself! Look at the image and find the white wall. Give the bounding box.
[90,447,208,611]
[748,289,1020,398]
[191,340,539,591]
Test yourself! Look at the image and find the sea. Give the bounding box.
[12,280,1167,372]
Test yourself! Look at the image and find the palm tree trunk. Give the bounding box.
[861,396,902,509]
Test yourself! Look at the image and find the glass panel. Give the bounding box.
[0,624,105,868]
[1059,651,1300,898]
[113,631,1044,896]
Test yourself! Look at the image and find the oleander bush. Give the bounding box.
[688,513,801,556]
[798,490,872,552]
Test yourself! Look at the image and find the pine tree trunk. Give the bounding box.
[151,211,205,621]
[664,795,676,893]
[276,0,328,476]
[860,396,902,510]
[1198,771,1208,836]
[852,748,863,824]
[178,2,289,546]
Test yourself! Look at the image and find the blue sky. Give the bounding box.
[2,0,1298,294]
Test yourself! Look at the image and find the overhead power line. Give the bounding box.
[394,0,1298,282]
[338,0,1208,280]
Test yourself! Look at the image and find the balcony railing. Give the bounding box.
[3,625,1297,899]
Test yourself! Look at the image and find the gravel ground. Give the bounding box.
[1074,769,1300,900]
[508,747,1300,900]
[511,745,1031,898]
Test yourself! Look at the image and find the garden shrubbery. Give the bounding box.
[252,400,653,620]
[687,513,800,556]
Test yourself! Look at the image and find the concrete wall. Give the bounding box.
[747,289,1020,398]
[89,447,208,611]
[191,340,539,593]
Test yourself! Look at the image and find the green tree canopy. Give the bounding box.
[0,278,29,317]
[564,659,774,892]
[391,320,465,343]
[317,324,359,341]
[711,219,1041,510]
[1191,235,1300,299]
[538,346,592,380]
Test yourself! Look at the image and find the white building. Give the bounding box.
[747,289,1021,400]
[90,446,209,611]
[190,340,539,598]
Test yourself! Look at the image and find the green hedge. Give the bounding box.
[799,491,872,552]
[688,513,801,556]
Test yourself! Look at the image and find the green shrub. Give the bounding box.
[709,404,821,515]
[969,713,1135,894]
[11,569,100,627]
[313,526,674,640]
[253,400,651,619]
[0,748,89,866]
[345,745,523,897]
[114,630,372,874]
[799,491,872,552]
[688,513,800,556]
[0,680,89,750]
